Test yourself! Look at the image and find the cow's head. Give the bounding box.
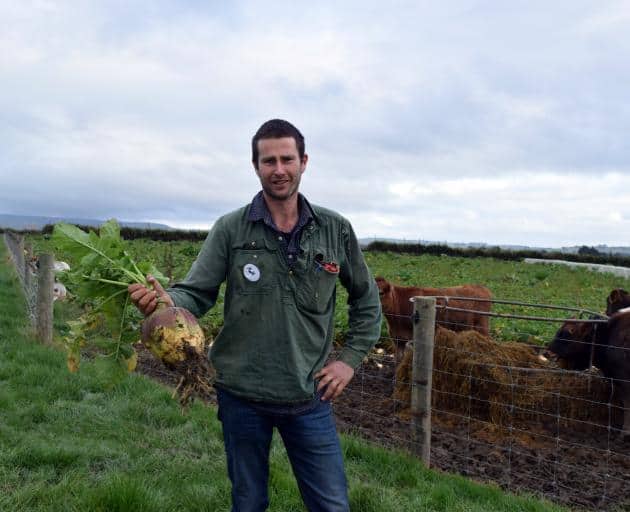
[375,276,390,296]
[375,276,394,310]
[547,320,596,370]
[606,288,630,316]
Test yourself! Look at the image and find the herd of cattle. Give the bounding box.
[375,276,630,435]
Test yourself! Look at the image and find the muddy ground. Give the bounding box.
[134,345,630,511]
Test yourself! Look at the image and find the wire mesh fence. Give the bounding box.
[4,231,38,323]
[3,231,54,342]
[327,301,630,511]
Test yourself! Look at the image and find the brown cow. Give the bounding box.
[375,276,492,359]
[548,311,630,436]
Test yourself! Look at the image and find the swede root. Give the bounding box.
[141,305,215,406]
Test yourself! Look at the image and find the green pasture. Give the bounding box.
[367,251,630,344]
[0,240,572,511]
[128,239,630,344]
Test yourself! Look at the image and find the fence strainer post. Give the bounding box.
[411,296,436,465]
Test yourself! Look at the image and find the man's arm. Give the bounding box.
[336,221,382,367]
[167,217,229,318]
[128,218,229,318]
[316,221,382,400]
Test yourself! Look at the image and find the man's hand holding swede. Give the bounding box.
[128,275,174,316]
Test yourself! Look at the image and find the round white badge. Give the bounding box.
[243,263,261,282]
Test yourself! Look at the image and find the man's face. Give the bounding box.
[254,137,307,202]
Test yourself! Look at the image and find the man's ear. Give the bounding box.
[253,161,261,177]
[300,153,308,173]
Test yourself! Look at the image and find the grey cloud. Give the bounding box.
[2,1,630,245]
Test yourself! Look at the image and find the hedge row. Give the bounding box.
[37,224,210,242]
[365,240,630,269]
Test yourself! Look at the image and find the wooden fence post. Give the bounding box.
[411,296,436,465]
[36,253,54,345]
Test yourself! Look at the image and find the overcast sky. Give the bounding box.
[2,1,629,247]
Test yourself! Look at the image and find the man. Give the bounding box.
[129,119,381,511]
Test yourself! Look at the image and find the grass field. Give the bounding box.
[0,239,575,510]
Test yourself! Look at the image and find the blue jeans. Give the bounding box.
[216,388,349,512]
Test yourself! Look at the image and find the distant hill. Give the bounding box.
[0,214,173,231]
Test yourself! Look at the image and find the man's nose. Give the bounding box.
[272,162,287,175]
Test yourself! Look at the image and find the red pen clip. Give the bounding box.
[322,262,339,273]
[314,254,339,274]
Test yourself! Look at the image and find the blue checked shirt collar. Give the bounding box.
[247,191,314,258]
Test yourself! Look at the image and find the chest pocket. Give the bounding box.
[296,247,339,314]
[231,239,278,295]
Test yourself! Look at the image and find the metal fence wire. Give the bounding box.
[3,231,39,324]
[3,231,54,343]
[330,298,630,511]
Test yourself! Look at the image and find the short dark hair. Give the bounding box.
[251,119,305,166]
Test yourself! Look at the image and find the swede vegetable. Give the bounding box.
[141,305,214,405]
[52,219,214,404]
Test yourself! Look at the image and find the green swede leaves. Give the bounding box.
[53,219,167,376]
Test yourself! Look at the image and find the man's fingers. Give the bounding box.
[146,275,174,307]
[128,283,145,294]
[145,298,158,315]
[138,290,157,308]
[321,379,344,401]
[127,277,170,316]
[147,275,165,294]
[316,361,354,401]
[129,287,149,303]
[317,372,345,400]
[316,372,335,393]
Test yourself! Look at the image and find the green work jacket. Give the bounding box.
[167,200,382,403]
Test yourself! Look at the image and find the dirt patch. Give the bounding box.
[133,344,630,511]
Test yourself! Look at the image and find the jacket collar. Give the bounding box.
[247,191,317,229]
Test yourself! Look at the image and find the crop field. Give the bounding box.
[130,240,630,344]
[21,234,630,510]
[33,235,629,344]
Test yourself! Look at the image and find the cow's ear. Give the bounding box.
[610,289,624,303]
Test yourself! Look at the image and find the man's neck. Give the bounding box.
[262,192,299,233]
